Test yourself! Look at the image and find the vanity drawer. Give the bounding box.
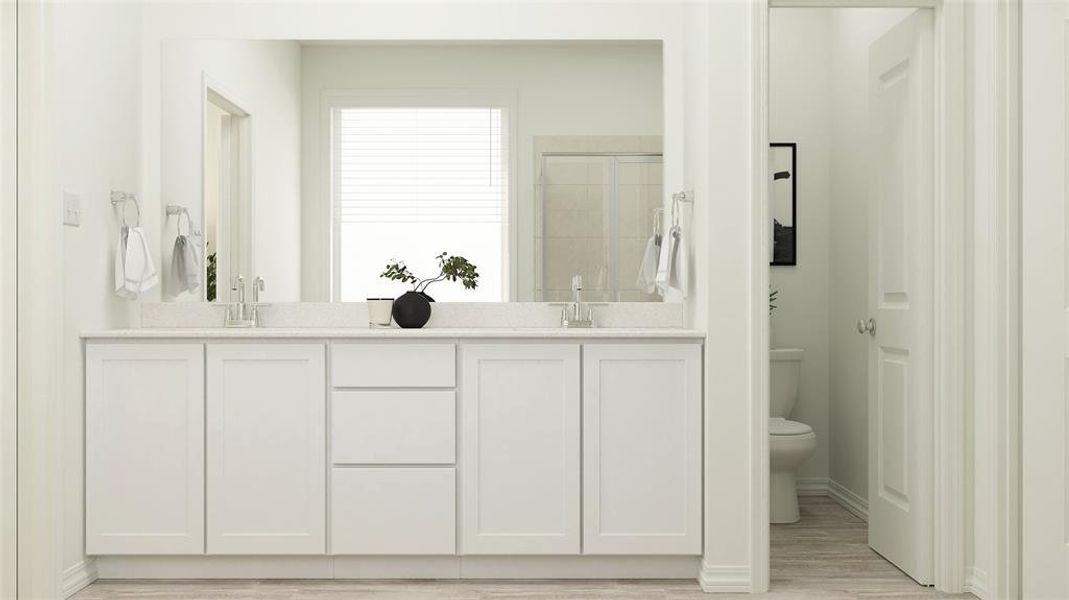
[331,467,456,555]
[332,343,455,388]
[332,390,455,464]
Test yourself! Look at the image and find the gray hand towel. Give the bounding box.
[169,235,201,295]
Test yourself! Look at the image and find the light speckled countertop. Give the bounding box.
[82,327,705,340]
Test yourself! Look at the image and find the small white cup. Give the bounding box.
[367,298,394,327]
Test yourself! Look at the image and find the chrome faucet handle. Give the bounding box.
[249,277,270,327]
[252,276,265,304]
[232,274,245,303]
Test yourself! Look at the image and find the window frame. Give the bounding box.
[321,89,517,302]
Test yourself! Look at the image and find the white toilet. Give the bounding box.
[770,348,816,524]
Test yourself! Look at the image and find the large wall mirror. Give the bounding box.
[159,40,668,303]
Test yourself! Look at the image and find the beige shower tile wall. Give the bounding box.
[616,162,663,302]
[533,136,663,302]
[536,156,610,300]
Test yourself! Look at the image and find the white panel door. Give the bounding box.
[865,9,934,585]
[460,344,580,554]
[582,344,702,555]
[206,343,326,554]
[1022,2,1069,597]
[85,343,204,554]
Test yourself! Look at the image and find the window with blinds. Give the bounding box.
[332,106,507,302]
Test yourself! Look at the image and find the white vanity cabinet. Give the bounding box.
[206,343,326,554]
[86,343,205,555]
[460,344,581,554]
[85,331,703,568]
[582,344,703,554]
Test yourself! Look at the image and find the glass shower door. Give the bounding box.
[537,153,662,302]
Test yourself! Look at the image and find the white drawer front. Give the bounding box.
[331,468,456,555]
[332,390,455,464]
[332,343,455,388]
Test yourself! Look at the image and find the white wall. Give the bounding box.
[0,1,15,596]
[1021,2,1066,598]
[160,39,302,302]
[699,1,763,588]
[769,9,832,487]
[298,42,663,301]
[49,1,144,594]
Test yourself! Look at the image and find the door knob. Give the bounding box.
[856,318,876,336]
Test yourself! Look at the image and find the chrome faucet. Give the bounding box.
[225,274,267,328]
[561,274,594,328]
[250,276,268,327]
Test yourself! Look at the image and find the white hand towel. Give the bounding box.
[116,226,158,298]
[654,226,688,298]
[114,225,137,299]
[132,228,160,293]
[669,227,688,298]
[637,234,661,294]
[655,226,677,295]
[169,235,201,295]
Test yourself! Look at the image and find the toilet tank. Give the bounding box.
[770,348,804,418]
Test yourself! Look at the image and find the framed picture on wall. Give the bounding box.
[770,142,797,266]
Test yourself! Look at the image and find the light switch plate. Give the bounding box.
[62,190,81,225]
[63,191,80,227]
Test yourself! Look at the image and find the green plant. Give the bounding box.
[769,287,779,315]
[206,252,217,302]
[381,252,480,294]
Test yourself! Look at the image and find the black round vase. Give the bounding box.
[392,291,434,329]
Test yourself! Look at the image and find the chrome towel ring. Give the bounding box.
[110,191,141,227]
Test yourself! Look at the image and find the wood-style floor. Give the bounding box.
[73,497,973,599]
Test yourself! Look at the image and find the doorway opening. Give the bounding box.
[767,6,951,595]
[203,87,251,303]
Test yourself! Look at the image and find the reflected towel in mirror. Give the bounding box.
[637,233,661,294]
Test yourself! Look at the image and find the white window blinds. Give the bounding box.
[334,107,505,223]
[332,106,507,302]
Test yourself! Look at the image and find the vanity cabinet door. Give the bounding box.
[206,343,326,554]
[86,343,205,555]
[460,344,580,554]
[582,343,702,554]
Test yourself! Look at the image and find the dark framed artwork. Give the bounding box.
[770,142,797,266]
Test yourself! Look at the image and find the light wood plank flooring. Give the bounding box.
[73,497,972,599]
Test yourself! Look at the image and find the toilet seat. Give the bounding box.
[769,417,813,437]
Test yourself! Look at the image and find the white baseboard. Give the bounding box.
[966,566,989,599]
[95,555,700,580]
[698,562,751,592]
[62,559,98,598]
[795,477,829,496]
[828,479,868,521]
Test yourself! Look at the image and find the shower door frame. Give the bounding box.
[538,152,663,302]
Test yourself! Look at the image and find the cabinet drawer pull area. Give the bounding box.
[332,391,456,465]
[332,343,455,388]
